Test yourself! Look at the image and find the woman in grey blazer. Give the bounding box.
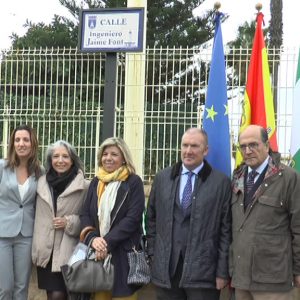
[0,124,42,300]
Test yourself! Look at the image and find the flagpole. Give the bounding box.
[235,2,278,167]
[197,2,221,129]
[202,2,232,177]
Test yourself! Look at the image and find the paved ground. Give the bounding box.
[137,284,156,299]
[29,268,300,300]
[28,268,156,300]
[28,270,233,300]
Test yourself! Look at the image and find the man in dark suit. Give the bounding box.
[146,128,232,300]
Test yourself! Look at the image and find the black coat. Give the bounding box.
[146,160,232,289]
[80,174,145,297]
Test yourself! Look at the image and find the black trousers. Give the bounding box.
[155,256,220,300]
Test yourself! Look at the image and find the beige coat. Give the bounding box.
[32,170,89,272]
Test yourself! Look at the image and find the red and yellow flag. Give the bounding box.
[236,12,278,166]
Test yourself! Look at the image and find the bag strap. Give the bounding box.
[83,237,96,260]
[130,234,147,252]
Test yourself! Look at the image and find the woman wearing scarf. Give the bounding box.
[80,137,145,300]
[32,140,90,300]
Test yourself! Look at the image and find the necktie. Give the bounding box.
[181,172,193,210]
[246,170,258,194]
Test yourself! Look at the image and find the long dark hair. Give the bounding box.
[6,124,41,178]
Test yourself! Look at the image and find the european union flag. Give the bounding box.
[203,12,231,177]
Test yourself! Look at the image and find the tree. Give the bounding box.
[268,0,283,114]
[227,21,257,89]
[269,0,283,49]
[10,16,78,48]
[9,0,215,50]
[8,0,214,106]
[147,0,213,47]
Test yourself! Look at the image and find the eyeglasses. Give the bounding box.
[237,142,261,152]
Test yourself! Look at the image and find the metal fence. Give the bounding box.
[0,46,298,182]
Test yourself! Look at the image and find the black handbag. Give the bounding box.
[61,241,114,293]
[127,237,151,285]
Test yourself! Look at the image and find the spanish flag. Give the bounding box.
[235,12,278,166]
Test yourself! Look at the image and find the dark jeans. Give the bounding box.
[155,256,220,300]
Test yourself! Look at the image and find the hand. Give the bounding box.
[294,275,300,288]
[53,217,67,230]
[216,277,228,290]
[95,249,108,261]
[92,237,107,253]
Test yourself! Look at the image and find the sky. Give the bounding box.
[0,0,70,49]
[0,0,299,49]
[195,0,299,49]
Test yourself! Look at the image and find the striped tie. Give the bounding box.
[181,172,193,210]
[246,170,258,194]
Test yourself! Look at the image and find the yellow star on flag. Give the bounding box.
[205,105,218,121]
[224,104,229,116]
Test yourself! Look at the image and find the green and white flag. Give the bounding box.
[291,49,300,172]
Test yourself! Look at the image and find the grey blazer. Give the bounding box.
[0,159,39,237]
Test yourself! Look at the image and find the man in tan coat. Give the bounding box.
[230,125,300,300]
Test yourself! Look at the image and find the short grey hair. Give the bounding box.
[97,137,136,174]
[45,140,84,173]
[183,128,208,146]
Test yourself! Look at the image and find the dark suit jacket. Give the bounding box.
[80,174,145,297]
[146,160,232,289]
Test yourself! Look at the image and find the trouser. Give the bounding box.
[94,291,138,300]
[235,288,293,300]
[155,256,220,300]
[0,234,32,300]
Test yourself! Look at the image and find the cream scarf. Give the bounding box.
[96,166,129,236]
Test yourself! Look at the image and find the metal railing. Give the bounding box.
[0,46,298,182]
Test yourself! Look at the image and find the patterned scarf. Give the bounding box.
[95,166,129,236]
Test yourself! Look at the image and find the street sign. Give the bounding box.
[79,8,145,52]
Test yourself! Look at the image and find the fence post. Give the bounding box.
[124,0,147,178]
[95,106,101,174]
[2,105,9,158]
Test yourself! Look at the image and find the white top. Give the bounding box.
[18,178,29,201]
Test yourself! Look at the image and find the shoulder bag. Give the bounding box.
[61,240,114,293]
[127,236,151,285]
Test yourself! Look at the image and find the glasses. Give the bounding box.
[237,142,261,152]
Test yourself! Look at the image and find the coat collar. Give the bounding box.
[37,170,86,204]
[170,159,212,182]
[232,151,283,194]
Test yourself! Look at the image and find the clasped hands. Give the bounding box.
[92,237,108,261]
[53,217,67,230]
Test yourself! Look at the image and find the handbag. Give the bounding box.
[127,236,151,285]
[61,241,114,293]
